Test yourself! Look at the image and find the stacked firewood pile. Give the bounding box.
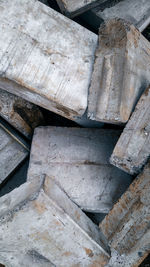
[0,0,149,266]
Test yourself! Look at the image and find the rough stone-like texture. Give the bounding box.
[0,88,44,139]
[56,0,106,18]
[100,161,150,267]
[88,19,150,124]
[110,86,150,175]
[91,0,150,32]
[0,124,28,185]
[27,127,132,213]
[0,175,110,267]
[0,0,97,122]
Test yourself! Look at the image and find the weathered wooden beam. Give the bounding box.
[88,19,150,125]
[0,174,110,266]
[27,127,132,213]
[0,88,44,139]
[83,0,150,32]
[0,119,29,185]
[56,0,106,18]
[110,86,150,175]
[0,0,97,122]
[100,161,150,267]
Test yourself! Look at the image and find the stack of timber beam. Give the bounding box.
[0,0,149,266]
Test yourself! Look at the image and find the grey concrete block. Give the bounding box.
[27,126,132,213]
[0,175,110,267]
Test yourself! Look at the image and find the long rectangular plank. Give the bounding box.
[110,86,150,175]
[0,174,110,267]
[100,161,150,267]
[83,0,150,32]
[88,19,150,124]
[0,122,28,185]
[27,127,132,213]
[0,0,97,122]
[56,0,106,18]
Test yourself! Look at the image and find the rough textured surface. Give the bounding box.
[0,175,110,267]
[0,0,97,121]
[100,161,150,267]
[110,86,150,175]
[88,19,150,124]
[27,127,132,213]
[0,88,44,139]
[92,0,150,32]
[56,0,106,18]
[0,125,28,185]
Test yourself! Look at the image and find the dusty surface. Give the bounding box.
[0,125,28,185]
[110,86,150,175]
[88,19,150,124]
[27,126,132,213]
[100,161,150,266]
[0,0,97,121]
[0,175,110,267]
[0,88,44,139]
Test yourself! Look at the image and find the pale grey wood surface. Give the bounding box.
[88,19,150,125]
[56,0,106,17]
[91,0,150,32]
[0,175,110,267]
[0,88,44,139]
[0,0,97,121]
[100,161,150,267]
[27,127,132,213]
[110,86,150,175]
[0,125,28,185]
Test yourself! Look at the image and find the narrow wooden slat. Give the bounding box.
[100,161,150,267]
[110,86,150,175]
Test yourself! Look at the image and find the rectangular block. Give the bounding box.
[100,161,150,267]
[88,19,150,124]
[0,121,28,185]
[110,86,150,175]
[0,0,97,121]
[0,88,44,139]
[91,0,150,31]
[56,0,106,18]
[0,174,110,267]
[27,127,132,213]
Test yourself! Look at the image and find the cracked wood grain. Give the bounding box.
[0,0,97,122]
[0,88,44,139]
[88,19,150,124]
[100,161,150,267]
[110,86,150,175]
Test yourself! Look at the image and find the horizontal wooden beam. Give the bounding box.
[56,0,106,18]
[0,0,97,122]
